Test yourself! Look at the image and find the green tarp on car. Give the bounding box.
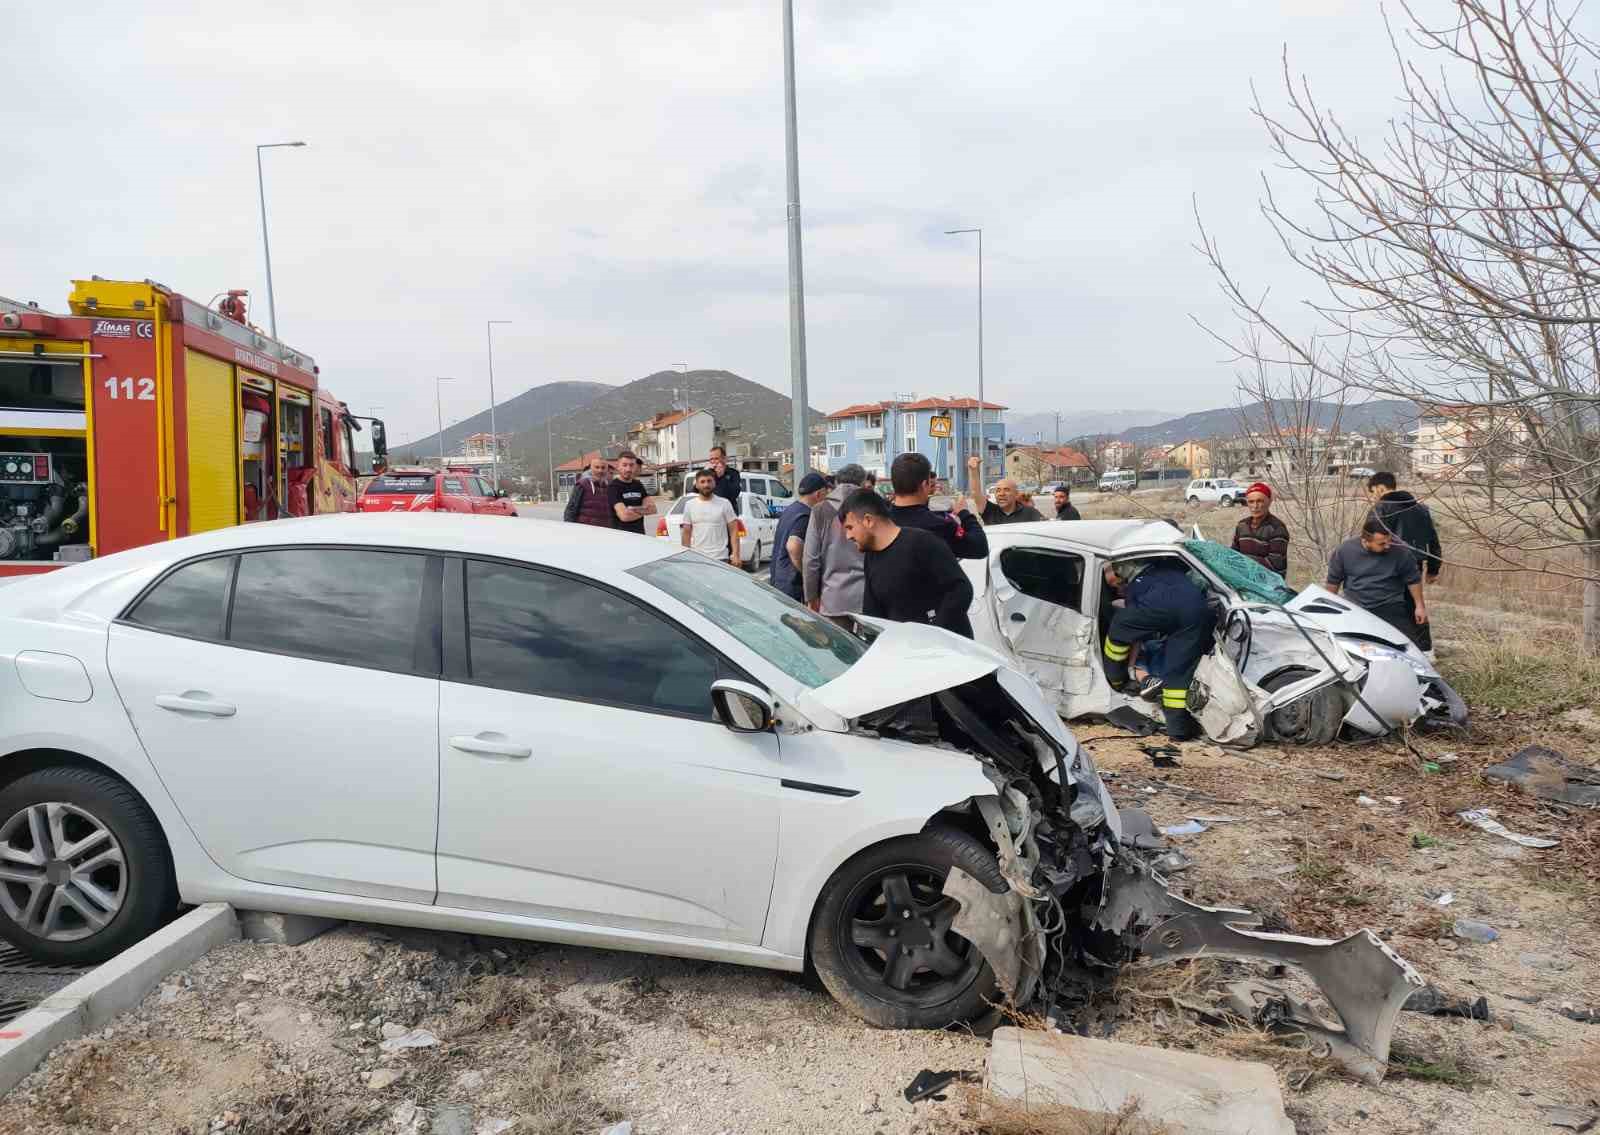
[1183,538,1297,605]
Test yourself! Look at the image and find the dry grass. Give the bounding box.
[952,1091,1172,1135]
[1388,1034,1482,1089]
[1559,1039,1600,1099]
[1439,609,1599,715]
[234,1075,384,1135]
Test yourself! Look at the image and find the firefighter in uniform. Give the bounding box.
[1101,560,1215,741]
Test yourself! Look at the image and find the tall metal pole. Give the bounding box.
[254,141,306,340]
[546,417,555,501]
[434,377,454,466]
[783,0,811,483]
[945,227,984,479]
[485,320,511,490]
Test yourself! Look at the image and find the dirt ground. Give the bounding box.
[1,713,1597,1135]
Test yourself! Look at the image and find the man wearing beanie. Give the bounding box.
[1231,482,1290,576]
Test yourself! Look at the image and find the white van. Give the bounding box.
[1097,469,1138,493]
[739,471,792,505]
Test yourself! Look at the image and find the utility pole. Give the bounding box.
[945,228,984,478]
[434,377,454,466]
[255,140,306,339]
[546,417,555,502]
[485,320,511,490]
[782,0,811,484]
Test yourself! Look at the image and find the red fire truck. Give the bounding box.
[0,277,387,577]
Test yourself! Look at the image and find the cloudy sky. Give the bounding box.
[8,0,1414,445]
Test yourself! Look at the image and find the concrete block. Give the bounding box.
[237,910,343,946]
[0,902,238,1096]
[986,1026,1294,1135]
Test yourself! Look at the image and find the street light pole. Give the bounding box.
[485,320,511,490]
[945,227,984,479]
[546,417,555,502]
[434,377,454,466]
[255,141,307,339]
[782,0,811,483]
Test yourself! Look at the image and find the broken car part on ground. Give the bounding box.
[809,616,1425,1082]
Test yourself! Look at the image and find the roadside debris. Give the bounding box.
[1160,819,1208,837]
[1403,985,1490,1020]
[986,1026,1295,1135]
[1544,1106,1598,1132]
[902,1068,981,1103]
[1457,807,1560,849]
[378,1027,440,1052]
[1484,745,1600,807]
[1315,769,1348,781]
[1559,1004,1600,1024]
[1453,919,1500,944]
[1140,742,1182,768]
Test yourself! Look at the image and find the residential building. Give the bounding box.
[627,409,715,469]
[1164,440,1211,475]
[1222,430,1380,480]
[1411,403,1531,480]
[1101,440,1139,471]
[824,396,1007,483]
[1005,444,1094,486]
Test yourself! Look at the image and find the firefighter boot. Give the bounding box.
[1162,687,1200,742]
[1103,638,1132,690]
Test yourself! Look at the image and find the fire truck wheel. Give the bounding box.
[0,766,178,966]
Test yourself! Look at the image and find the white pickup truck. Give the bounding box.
[655,491,780,570]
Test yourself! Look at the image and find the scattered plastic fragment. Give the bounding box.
[1457,808,1559,849]
[903,1068,981,1103]
[378,1028,439,1052]
[1357,795,1378,807]
[1152,849,1194,874]
[1432,892,1455,907]
[1543,1105,1598,1132]
[1159,820,1208,837]
[1315,769,1347,781]
[1560,1004,1600,1025]
[1382,796,1404,805]
[1187,815,1241,824]
[1452,919,1499,944]
[1483,746,1600,806]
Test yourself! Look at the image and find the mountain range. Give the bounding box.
[1110,399,1416,447]
[393,369,823,489]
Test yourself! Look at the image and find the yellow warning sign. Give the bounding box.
[928,415,953,438]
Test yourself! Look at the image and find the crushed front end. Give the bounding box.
[877,672,1425,1082]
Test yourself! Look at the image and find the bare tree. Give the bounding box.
[1233,361,1373,570]
[1199,0,1600,651]
[1074,434,1119,479]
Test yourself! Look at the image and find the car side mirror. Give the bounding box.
[711,679,776,733]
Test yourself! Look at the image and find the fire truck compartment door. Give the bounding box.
[183,350,239,533]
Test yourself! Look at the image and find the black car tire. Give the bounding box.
[1259,668,1344,745]
[0,767,176,965]
[809,828,1007,1029]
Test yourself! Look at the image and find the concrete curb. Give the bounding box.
[0,903,238,1097]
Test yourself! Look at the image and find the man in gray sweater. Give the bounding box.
[803,464,867,626]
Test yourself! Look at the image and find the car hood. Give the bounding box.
[1285,585,1417,650]
[797,619,1012,721]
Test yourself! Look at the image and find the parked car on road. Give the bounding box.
[962,519,1467,746]
[657,491,776,569]
[0,513,1421,1063]
[357,468,517,516]
[1097,469,1137,493]
[739,472,791,505]
[1184,478,1245,505]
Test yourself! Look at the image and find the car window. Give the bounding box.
[126,555,236,640]
[229,548,429,672]
[442,477,467,494]
[768,481,791,499]
[463,559,718,717]
[999,547,1085,612]
[668,496,688,516]
[632,553,864,688]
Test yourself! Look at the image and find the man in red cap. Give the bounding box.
[1232,482,1289,576]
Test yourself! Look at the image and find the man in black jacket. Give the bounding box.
[887,452,988,560]
[1367,471,1442,654]
[841,489,974,638]
[707,446,743,512]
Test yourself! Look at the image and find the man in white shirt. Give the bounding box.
[681,468,741,568]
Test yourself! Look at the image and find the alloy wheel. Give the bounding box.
[0,802,127,942]
[839,864,980,1005]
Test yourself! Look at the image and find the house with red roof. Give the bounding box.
[823,395,1008,482]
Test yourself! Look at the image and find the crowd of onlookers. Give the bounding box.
[562,446,1445,668]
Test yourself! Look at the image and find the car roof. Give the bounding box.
[987,518,1184,552]
[0,514,680,613]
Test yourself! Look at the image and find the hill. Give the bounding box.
[398,380,612,459]
[1108,399,1416,447]
[495,369,823,491]
[1006,409,1174,446]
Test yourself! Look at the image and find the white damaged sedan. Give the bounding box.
[0,514,1422,1072]
[963,520,1468,746]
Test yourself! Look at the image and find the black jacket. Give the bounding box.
[712,465,742,511]
[889,503,989,559]
[1371,491,1443,578]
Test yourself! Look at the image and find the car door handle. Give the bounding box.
[154,693,237,717]
[449,733,532,759]
[1010,612,1027,623]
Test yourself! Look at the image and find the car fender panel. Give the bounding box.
[1344,657,1423,734]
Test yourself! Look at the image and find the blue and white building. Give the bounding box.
[823,397,1007,484]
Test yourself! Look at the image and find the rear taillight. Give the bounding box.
[656,517,668,537]
[735,519,747,538]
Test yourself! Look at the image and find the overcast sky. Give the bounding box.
[8,0,1420,444]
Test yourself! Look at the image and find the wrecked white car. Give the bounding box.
[963,519,1468,745]
[0,515,1419,1081]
